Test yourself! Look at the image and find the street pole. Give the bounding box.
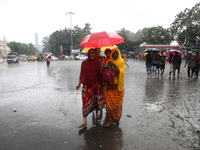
[66,12,75,51]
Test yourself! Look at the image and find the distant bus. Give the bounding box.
[140,45,182,52]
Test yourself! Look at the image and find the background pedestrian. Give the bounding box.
[173,51,182,79]
[184,51,195,79]
[46,54,51,67]
[146,51,152,78]
[159,51,166,75]
[168,53,174,78]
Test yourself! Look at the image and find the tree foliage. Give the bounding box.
[171,2,200,46]
[42,23,92,56]
[116,26,173,52]
[7,42,39,55]
[7,3,199,55]
[117,28,136,51]
[141,26,173,45]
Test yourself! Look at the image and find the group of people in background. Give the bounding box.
[76,47,126,128]
[146,50,200,80]
[146,51,167,78]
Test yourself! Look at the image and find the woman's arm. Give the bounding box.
[76,78,81,89]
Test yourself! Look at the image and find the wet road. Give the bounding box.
[0,59,200,150]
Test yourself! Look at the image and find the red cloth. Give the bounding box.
[80,59,101,86]
[79,50,102,86]
[79,49,105,117]
[82,83,105,117]
[46,56,50,61]
[194,55,200,64]
[104,57,110,64]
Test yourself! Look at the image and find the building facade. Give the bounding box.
[0,38,11,57]
[34,33,42,51]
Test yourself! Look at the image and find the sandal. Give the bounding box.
[78,123,87,128]
[104,120,114,128]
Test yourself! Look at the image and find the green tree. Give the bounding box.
[74,23,92,50]
[41,3,200,55]
[117,28,140,52]
[117,26,173,53]
[42,23,92,56]
[7,42,39,55]
[141,26,173,45]
[42,36,50,54]
[171,2,200,46]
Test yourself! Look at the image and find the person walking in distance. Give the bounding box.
[151,51,158,78]
[184,51,195,79]
[146,51,152,78]
[46,54,51,67]
[168,53,174,79]
[194,52,200,77]
[173,51,182,79]
[159,51,166,75]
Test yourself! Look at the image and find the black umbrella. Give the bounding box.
[193,49,200,52]
[144,48,160,52]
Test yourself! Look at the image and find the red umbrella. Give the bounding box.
[79,31,124,48]
[166,50,182,56]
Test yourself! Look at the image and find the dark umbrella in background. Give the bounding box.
[144,48,160,52]
[192,46,200,53]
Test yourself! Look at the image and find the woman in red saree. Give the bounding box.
[76,49,105,128]
[104,48,126,127]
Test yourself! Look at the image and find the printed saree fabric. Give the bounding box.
[109,48,126,91]
[80,56,101,86]
[79,49,105,117]
[105,48,126,121]
[106,88,124,121]
[82,83,105,117]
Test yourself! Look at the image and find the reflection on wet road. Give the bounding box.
[0,59,199,150]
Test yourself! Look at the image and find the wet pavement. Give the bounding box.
[0,59,200,150]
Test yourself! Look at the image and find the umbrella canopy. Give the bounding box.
[143,52,166,56]
[81,46,118,53]
[46,53,52,58]
[144,48,160,52]
[193,49,200,52]
[79,31,124,48]
[166,50,182,56]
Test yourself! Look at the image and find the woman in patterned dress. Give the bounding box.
[104,48,126,127]
[76,49,105,128]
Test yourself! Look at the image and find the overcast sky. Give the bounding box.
[0,0,199,45]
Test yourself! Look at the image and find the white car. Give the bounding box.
[64,55,69,60]
[0,58,3,63]
[51,56,58,60]
[75,55,88,60]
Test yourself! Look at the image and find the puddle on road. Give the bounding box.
[144,102,165,112]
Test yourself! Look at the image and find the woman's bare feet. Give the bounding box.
[104,120,114,128]
[78,123,87,128]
